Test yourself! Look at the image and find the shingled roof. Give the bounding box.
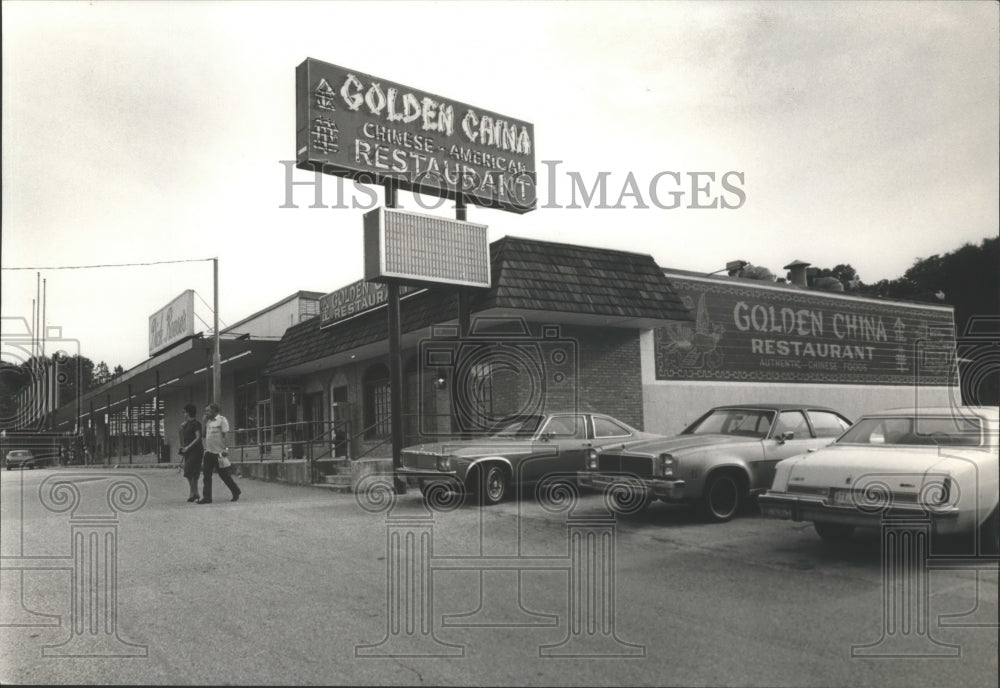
[265,236,691,375]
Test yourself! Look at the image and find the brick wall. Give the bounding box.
[479,323,644,431]
[287,323,646,453]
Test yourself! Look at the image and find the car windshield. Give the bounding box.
[488,415,545,438]
[838,416,984,446]
[684,408,776,439]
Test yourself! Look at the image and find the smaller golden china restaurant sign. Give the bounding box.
[296,58,536,213]
[319,280,419,329]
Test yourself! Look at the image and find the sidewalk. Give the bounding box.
[66,452,179,469]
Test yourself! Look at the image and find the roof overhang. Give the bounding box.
[268,305,688,379]
[52,337,278,428]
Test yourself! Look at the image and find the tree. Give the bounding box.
[57,355,95,405]
[813,264,861,291]
[113,364,124,378]
[864,237,999,405]
[92,361,112,388]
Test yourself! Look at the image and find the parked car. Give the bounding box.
[578,404,853,521]
[759,406,1000,549]
[5,449,37,470]
[397,412,661,505]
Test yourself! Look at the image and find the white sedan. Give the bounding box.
[759,406,999,550]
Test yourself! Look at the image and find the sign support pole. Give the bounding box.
[385,181,406,494]
[456,195,472,438]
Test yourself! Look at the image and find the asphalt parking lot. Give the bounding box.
[1,467,997,686]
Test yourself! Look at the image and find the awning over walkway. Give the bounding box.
[51,335,277,428]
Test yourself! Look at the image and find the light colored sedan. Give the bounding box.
[760,406,999,550]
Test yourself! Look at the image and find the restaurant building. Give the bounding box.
[46,237,959,486]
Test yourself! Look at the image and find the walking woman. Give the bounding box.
[179,403,204,502]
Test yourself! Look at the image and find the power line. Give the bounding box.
[1,258,214,271]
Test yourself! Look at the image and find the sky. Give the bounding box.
[2,1,997,371]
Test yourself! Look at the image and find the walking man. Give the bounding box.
[198,403,242,504]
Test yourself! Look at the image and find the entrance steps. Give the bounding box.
[315,458,352,493]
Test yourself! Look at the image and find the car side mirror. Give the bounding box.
[777,431,794,444]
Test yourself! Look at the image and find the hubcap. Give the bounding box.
[711,478,737,517]
[486,469,504,500]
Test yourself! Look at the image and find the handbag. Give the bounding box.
[218,454,232,469]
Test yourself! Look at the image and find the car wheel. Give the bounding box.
[978,507,999,555]
[814,521,855,542]
[471,464,508,506]
[699,472,742,522]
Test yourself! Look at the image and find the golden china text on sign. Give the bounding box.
[296,58,536,213]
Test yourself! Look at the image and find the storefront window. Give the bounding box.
[364,363,391,439]
[235,379,258,445]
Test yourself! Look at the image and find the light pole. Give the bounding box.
[213,258,221,405]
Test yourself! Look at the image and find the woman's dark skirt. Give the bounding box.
[183,451,203,479]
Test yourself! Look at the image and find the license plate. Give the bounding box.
[761,504,793,519]
[831,489,855,507]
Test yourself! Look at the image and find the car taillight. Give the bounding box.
[935,476,951,504]
[437,456,453,472]
[586,448,599,470]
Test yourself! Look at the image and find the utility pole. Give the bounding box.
[213,258,221,406]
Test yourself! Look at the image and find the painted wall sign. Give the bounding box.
[296,58,536,213]
[149,290,195,356]
[319,279,419,329]
[654,274,957,386]
[363,207,491,289]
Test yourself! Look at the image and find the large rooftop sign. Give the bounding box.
[148,290,195,356]
[364,208,491,288]
[296,58,535,213]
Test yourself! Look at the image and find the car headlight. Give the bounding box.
[436,456,453,472]
[585,448,599,471]
[656,453,676,478]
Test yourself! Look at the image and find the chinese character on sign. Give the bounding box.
[895,346,908,372]
[314,78,336,112]
[312,117,339,154]
[893,318,906,342]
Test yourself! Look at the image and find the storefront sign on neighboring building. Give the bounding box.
[296,58,536,213]
[148,290,195,356]
[364,207,491,289]
[653,273,957,386]
[319,280,419,329]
